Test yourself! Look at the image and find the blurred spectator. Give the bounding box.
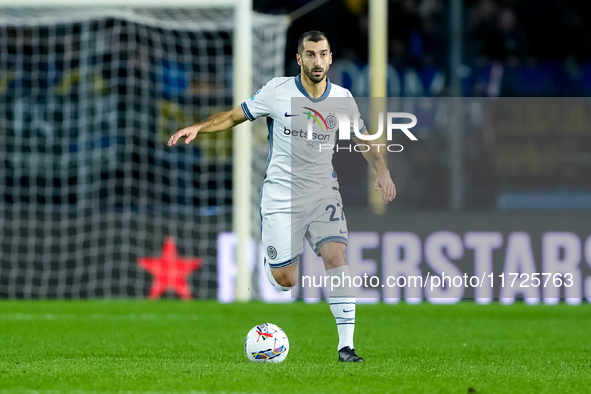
[492,6,528,66]
[417,0,447,68]
[468,1,528,66]
[388,0,421,67]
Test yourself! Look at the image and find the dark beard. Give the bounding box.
[303,65,326,83]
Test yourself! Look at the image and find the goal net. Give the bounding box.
[0,7,287,298]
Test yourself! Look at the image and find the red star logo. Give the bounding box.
[137,237,202,300]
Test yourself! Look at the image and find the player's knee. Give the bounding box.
[323,247,348,270]
[320,242,347,270]
[272,269,298,289]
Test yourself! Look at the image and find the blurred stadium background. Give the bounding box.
[0,0,590,302]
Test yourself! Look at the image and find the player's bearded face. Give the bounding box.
[299,39,331,83]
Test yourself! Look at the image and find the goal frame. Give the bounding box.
[0,0,254,301]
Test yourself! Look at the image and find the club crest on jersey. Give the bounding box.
[267,246,277,260]
[326,114,337,129]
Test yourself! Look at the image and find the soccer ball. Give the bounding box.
[244,323,289,363]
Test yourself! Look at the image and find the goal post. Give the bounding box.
[368,0,388,215]
[0,1,286,300]
[232,0,253,302]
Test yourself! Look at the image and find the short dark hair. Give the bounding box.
[297,30,330,55]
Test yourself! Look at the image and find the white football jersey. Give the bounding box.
[241,75,366,209]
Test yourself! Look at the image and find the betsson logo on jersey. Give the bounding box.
[283,127,331,141]
[305,109,419,153]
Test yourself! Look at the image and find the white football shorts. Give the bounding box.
[261,192,349,269]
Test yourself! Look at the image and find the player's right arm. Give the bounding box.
[167,105,246,146]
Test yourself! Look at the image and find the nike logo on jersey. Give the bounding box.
[339,230,347,234]
[284,112,295,117]
[343,309,354,313]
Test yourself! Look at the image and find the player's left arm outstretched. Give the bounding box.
[352,137,396,204]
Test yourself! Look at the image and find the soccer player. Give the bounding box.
[168,31,396,362]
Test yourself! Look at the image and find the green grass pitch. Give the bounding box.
[1,301,590,394]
